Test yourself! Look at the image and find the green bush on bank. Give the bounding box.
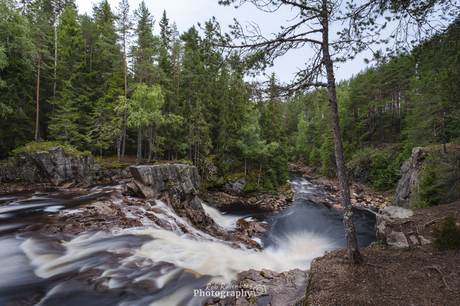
[417,148,460,207]
[11,141,80,156]
[432,214,460,251]
[369,149,404,191]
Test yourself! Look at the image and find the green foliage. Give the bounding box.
[320,135,335,177]
[11,141,79,156]
[112,161,122,169]
[418,148,460,207]
[352,147,373,165]
[263,168,277,191]
[432,214,460,251]
[243,181,261,193]
[370,149,404,191]
[179,158,194,166]
[309,147,321,166]
[225,172,246,181]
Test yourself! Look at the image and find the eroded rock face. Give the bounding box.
[129,164,201,200]
[394,147,428,208]
[0,147,131,186]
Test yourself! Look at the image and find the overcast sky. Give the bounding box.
[76,0,370,84]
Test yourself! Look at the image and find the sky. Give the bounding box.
[76,0,371,84]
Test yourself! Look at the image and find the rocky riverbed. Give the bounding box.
[289,163,392,210]
[3,149,457,305]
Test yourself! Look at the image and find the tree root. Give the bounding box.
[423,217,446,229]
[424,266,451,291]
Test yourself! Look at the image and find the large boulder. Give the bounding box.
[393,147,428,208]
[376,206,413,249]
[205,269,309,306]
[129,163,201,200]
[0,147,105,185]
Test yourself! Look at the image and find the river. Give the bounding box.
[0,173,376,305]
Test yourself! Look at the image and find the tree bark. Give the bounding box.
[53,22,57,98]
[35,52,41,142]
[122,108,127,162]
[321,0,362,263]
[137,122,142,165]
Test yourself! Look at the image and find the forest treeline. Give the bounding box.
[0,0,289,190]
[1,0,459,194]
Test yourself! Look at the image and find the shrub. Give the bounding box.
[11,141,79,156]
[263,168,277,191]
[351,147,373,165]
[243,181,261,193]
[418,148,460,207]
[179,158,194,166]
[432,214,460,251]
[370,149,404,191]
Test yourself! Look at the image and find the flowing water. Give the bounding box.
[0,173,376,305]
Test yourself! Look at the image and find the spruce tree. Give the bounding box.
[48,5,86,146]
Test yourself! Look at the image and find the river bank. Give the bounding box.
[2,155,458,305]
[0,158,377,305]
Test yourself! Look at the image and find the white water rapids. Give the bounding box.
[0,175,375,305]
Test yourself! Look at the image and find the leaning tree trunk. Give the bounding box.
[321,0,362,263]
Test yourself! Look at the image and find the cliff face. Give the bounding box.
[393,147,427,208]
[0,146,131,186]
[129,164,206,225]
[127,164,262,249]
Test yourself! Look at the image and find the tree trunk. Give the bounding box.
[137,124,142,165]
[435,99,447,154]
[258,158,262,185]
[148,123,153,163]
[117,135,121,161]
[53,22,57,98]
[321,1,362,263]
[35,52,41,142]
[122,108,127,162]
[379,107,383,145]
[121,31,128,162]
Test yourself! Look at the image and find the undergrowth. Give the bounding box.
[432,214,460,251]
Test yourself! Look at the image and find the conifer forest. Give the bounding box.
[1,0,459,195]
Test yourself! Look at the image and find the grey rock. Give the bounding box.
[0,147,134,186]
[129,163,201,200]
[394,147,427,208]
[231,268,308,306]
[224,177,248,194]
[375,206,413,247]
[387,231,410,249]
[380,206,414,219]
[409,235,420,245]
[419,236,432,245]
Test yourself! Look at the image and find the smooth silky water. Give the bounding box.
[0,173,376,305]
